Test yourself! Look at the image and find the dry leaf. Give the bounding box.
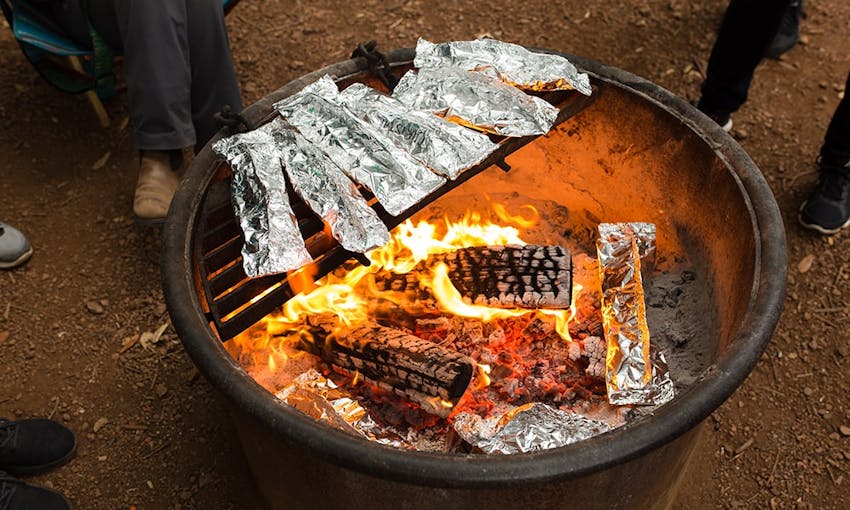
[0,331,9,343]
[93,417,109,433]
[119,334,139,353]
[139,322,170,350]
[798,254,815,273]
[92,151,111,170]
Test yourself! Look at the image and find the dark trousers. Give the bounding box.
[53,0,242,152]
[701,0,850,165]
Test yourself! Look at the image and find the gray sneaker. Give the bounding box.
[0,223,33,269]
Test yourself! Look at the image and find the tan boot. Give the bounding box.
[133,151,180,225]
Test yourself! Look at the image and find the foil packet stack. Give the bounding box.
[453,403,611,454]
[414,38,592,95]
[276,369,405,448]
[274,76,445,216]
[393,66,559,137]
[338,83,497,179]
[212,126,312,277]
[596,223,674,406]
[266,118,391,253]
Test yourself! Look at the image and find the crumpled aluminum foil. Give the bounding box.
[265,118,390,253]
[212,126,312,277]
[338,83,497,179]
[414,38,592,96]
[275,369,405,448]
[392,67,559,137]
[596,223,674,406]
[453,403,611,454]
[273,76,445,216]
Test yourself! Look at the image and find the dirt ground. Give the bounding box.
[1,0,849,508]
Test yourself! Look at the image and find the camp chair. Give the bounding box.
[1,0,241,127]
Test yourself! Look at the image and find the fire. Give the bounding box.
[231,205,582,377]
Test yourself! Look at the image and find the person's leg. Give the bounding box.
[698,0,792,119]
[799,69,850,234]
[185,0,243,152]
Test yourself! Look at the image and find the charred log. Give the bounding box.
[298,321,475,418]
[373,245,572,309]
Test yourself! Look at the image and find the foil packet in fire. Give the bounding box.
[265,118,391,253]
[276,369,406,448]
[338,82,498,179]
[273,76,445,216]
[596,223,674,406]
[414,38,592,95]
[453,403,611,454]
[212,126,312,277]
[392,67,559,137]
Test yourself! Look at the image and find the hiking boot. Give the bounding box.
[0,224,32,270]
[694,100,733,132]
[133,150,181,226]
[766,0,803,59]
[0,419,76,475]
[798,159,850,234]
[0,472,70,510]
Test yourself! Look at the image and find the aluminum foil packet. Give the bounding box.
[212,127,312,277]
[453,403,611,454]
[338,82,497,179]
[265,118,391,253]
[275,369,405,447]
[273,76,445,216]
[414,38,592,95]
[393,67,559,137]
[597,223,674,406]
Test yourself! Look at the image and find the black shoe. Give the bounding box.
[694,100,733,132]
[0,420,76,476]
[0,472,71,510]
[766,0,803,58]
[798,159,850,234]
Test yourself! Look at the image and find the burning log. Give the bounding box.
[374,245,572,309]
[298,321,475,418]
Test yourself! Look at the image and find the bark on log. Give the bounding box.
[298,321,475,417]
[373,245,572,309]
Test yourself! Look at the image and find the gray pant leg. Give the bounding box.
[86,0,242,152]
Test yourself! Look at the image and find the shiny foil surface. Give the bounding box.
[273,76,445,216]
[266,118,390,253]
[212,127,312,277]
[414,38,592,95]
[338,82,497,179]
[453,403,611,454]
[392,67,559,137]
[596,223,674,406]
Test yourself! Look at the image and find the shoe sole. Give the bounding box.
[134,215,166,228]
[3,433,77,476]
[797,202,850,235]
[0,247,33,269]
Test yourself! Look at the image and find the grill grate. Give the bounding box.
[196,87,597,341]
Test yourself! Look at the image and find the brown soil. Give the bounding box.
[1,1,848,508]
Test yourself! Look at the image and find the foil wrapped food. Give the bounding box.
[393,67,559,137]
[274,76,445,216]
[276,369,405,447]
[414,38,592,95]
[265,118,391,253]
[338,82,497,179]
[453,403,611,454]
[212,126,312,277]
[596,223,674,406]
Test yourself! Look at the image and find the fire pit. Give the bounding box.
[162,47,786,509]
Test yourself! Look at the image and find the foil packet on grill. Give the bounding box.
[596,222,674,406]
[392,67,559,137]
[414,38,592,95]
[275,369,405,448]
[212,126,312,277]
[453,403,611,454]
[337,82,497,179]
[273,76,445,216]
[264,118,391,253]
